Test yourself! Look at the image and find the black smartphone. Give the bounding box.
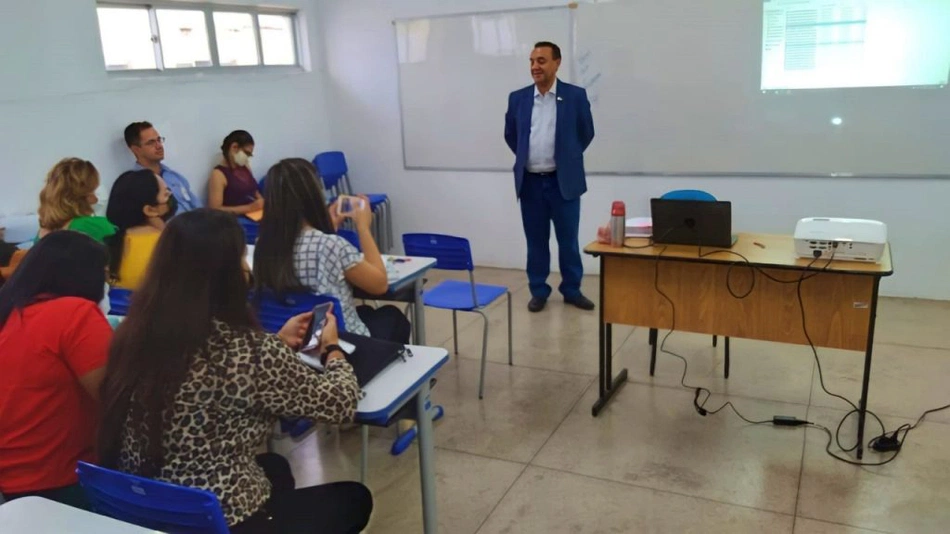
[302,302,333,351]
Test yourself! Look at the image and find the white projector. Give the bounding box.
[793,218,887,263]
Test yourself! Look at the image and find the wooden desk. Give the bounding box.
[585,232,893,459]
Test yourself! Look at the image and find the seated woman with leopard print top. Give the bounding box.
[97,209,373,533]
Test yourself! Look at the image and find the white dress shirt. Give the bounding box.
[527,79,558,173]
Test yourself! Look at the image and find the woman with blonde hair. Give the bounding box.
[2,159,116,283]
[37,158,115,243]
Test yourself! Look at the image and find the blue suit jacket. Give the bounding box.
[504,79,595,201]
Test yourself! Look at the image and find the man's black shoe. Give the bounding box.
[528,297,547,313]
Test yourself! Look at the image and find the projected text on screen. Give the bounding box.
[761,0,950,90]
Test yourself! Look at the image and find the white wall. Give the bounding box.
[317,0,950,300]
[0,0,331,221]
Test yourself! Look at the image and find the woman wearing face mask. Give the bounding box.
[105,170,176,290]
[208,130,264,216]
[37,158,115,242]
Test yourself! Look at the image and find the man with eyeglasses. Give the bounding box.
[124,122,202,213]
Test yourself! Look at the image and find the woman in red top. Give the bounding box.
[208,130,264,216]
[0,231,112,508]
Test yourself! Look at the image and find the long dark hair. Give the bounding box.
[253,158,334,296]
[98,209,257,475]
[221,130,254,165]
[0,231,107,327]
[105,170,160,277]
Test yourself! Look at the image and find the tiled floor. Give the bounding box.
[273,268,950,533]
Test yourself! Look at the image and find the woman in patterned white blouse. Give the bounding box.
[97,209,372,532]
[253,158,410,344]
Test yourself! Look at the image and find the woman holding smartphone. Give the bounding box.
[253,158,410,343]
[98,209,372,532]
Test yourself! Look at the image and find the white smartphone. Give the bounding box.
[336,195,365,217]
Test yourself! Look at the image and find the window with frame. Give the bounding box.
[95,2,299,71]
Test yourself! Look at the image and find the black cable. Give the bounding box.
[654,238,950,465]
[651,244,772,426]
[622,226,678,250]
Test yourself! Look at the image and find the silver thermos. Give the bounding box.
[610,201,625,247]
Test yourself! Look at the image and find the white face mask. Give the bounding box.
[233,150,251,168]
[93,185,108,216]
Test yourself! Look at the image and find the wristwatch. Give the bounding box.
[321,344,345,365]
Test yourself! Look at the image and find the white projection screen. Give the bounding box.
[396,1,950,176]
[762,0,950,91]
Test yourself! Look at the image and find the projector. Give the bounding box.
[793,218,887,263]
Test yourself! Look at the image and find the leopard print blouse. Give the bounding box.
[116,320,361,525]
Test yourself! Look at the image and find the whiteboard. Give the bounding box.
[395,7,573,171]
[395,1,950,176]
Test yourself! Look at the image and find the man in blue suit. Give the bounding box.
[505,41,595,312]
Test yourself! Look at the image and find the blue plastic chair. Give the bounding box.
[251,291,346,334]
[654,189,730,378]
[660,189,717,202]
[108,288,133,317]
[77,461,229,534]
[403,233,512,399]
[237,216,259,245]
[337,228,361,251]
[313,151,392,252]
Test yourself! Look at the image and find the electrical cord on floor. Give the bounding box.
[651,245,772,426]
[653,240,950,466]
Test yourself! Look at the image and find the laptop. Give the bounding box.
[650,198,738,248]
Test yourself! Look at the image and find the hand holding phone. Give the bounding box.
[302,302,333,351]
[336,195,366,217]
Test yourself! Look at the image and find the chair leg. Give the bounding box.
[476,310,489,399]
[724,336,731,379]
[649,328,658,376]
[452,310,458,355]
[507,291,513,366]
[404,303,414,344]
[377,204,388,252]
[386,199,394,253]
[712,335,718,347]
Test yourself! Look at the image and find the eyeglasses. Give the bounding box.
[141,137,166,148]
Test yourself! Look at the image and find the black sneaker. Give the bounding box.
[565,294,595,311]
[527,296,547,313]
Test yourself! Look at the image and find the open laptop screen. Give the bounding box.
[650,198,736,248]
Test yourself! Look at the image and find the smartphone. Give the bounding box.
[302,302,333,351]
[336,195,365,217]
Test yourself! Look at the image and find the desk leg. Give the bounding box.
[414,278,426,345]
[592,257,628,417]
[360,424,369,484]
[416,379,437,533]
[856,278,882,460]
[597,257,606,398]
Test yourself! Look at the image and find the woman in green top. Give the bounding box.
[37,158,116,243]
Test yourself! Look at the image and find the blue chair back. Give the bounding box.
[108,288,133,316]
[251,291,346,333]
[313,151,349,194]
[661,189,716,202]
[76,461,229,534]
[403,233,474,272]
[238,217,259,244]
[337,228,360,250]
